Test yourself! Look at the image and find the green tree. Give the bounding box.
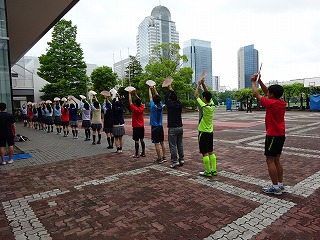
[91,66,117,97]
[39,80,71,100]
[136,43,193,103]
[124,55,143,87]
[38,19,87,98]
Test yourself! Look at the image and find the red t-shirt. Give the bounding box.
[130,103,144,127]
[61,108,69,122]
[260,97,286,136]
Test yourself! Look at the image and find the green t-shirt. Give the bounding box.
[196,98,215,133]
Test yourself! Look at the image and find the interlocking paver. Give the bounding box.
[0,110,319,239]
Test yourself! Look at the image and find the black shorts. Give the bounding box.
[61,121,69,127]
[133,127,145,141]
[0,137,14,147]
[151,126,164,144]
[264,135,286,157]
[198,131,213,154]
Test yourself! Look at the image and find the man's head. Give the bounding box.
[153,94,161,105]
[169,92,178,102]
[268,84,284,99]
[0,102,6,111]
[202,91,212,103]
[134,98,142,107]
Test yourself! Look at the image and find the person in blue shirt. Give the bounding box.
[149,86,166,163]
[69,96,79,139]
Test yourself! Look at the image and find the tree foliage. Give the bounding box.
[38,19,87,99]
[91,66,117,96]
[124,55,143,87]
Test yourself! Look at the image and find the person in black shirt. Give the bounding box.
[0,103,16,165]
[164,84,184,168]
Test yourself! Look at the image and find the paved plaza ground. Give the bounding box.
[0,109,319,240]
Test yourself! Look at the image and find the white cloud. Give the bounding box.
[27,0,320,89]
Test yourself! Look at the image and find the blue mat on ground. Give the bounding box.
[4,153,32,161]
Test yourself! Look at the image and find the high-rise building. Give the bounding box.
[183,39,212,87]
[136,5,179,69]
[238,44,259,89]
[212,76,220,92]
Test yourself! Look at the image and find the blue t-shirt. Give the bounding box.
[149,101,163,126]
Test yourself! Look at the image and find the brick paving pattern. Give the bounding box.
[0,109,319,239]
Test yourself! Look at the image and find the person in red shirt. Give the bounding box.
[128,90,145,158]
[251,73,287,195]
[61,101,70,137]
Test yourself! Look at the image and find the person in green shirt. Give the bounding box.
[194,74,217,177]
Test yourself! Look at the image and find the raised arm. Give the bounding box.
[251,74,262,100]
[149,87,153,101]
[258,76,268,95]
[128,91,133,105]
[194,79,203,99]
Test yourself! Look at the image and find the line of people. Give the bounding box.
[3,72,287,196]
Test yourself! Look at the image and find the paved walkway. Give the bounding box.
[0,109,319,239]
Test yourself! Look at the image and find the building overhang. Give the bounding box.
[6,0,79,65]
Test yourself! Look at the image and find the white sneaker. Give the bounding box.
[7,160,13,164]
[1,161,6,165]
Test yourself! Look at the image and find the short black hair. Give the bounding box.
[169,92,177,101]
[202,91,212,102]
[153,94,161,105]
[70,103,75,109]
[84,102,90,110]
[268,84,284,99]
[93,101,100,109]
[0,102,6,111]
[134,98,141,107]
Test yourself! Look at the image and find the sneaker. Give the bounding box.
[133,155,140,158]
[179,160,185,165]
[84,138,90,141]
[161,157,167,162]
[170,162,180,168]
[262,186,282,195]
[279,186,286,193]
[107,146,113,149]
[7,160,13,164]
[140,153,146,157]
[1,161,6,165]
[211,171,218,176]
[97,141,101,144]
[118,150,123,153]
[92,142,96,145]
[155,158,163,164]
[199,171,212,177]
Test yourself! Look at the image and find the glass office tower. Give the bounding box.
[183,39,212,87]
[136,5,179,69]
[0,0,12,113]
[238,44,259,89]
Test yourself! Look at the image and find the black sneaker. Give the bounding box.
[161,157,167,163]
[140,153,146,157]
[155,158,163,164]
[170,162,180,168]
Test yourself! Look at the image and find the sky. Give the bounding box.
[26,0,320,89]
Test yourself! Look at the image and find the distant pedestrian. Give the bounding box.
[41,103,47,131]
[0,103,15,165]
[32,104,38,129]
[69,96,79,139]
[61,101,70,137]
[80,99,91,141]
[26,103,33,128]
[112,94,125,153]
[164,83,184,168]
[102,97,114,148]
[247,100,252,113]
[251,73,286,195]
[37,103,43,130]
[149,86,166,163]
[21,103,27,127]
[90,95,102,145]
[53,100,62,134]
[194,73,217,177]
[128,90,145,158]
[45,102,54,133]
